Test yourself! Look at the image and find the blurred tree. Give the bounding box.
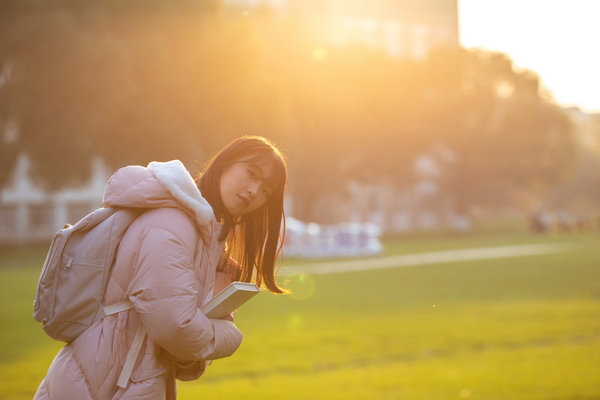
[0,1,230,188]
[276,43,574,219]
[419,48,574,213]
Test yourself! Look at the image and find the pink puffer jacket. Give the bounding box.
[34,160,243,400]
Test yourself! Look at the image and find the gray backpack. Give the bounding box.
[33,207,141,342]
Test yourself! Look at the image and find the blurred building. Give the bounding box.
[0,155,108,245]
[223,0,463,235]
[223,0,459,59]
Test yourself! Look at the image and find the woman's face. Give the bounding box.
[220,161,274,217]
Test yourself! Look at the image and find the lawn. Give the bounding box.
[1,228,599,399]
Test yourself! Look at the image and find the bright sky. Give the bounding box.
[458,0,600,114]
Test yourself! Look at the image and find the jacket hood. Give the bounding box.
[103,160,215,227]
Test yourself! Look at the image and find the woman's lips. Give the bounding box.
[238,195,249,208]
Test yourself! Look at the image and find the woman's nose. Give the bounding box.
[247,181,260,196]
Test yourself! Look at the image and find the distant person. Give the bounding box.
[557,211,573,232]
[34,136,288,399]
[530,211,551,233]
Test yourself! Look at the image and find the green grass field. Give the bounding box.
[1,228,599,399]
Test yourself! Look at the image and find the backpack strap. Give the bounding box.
[103,301,134,316]
[103,300,146,389]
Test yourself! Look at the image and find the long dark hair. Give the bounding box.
[196,136,287,293]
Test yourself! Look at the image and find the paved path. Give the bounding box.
[279,243,579,276]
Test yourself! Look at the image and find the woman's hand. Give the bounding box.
[220,310,237,322]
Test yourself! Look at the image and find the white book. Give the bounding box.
[200,281,261,319]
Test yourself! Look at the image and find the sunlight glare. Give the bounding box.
[312,47,327,61]
[284,272,316,300]
[459,0,600,112]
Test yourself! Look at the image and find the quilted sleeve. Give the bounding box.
[126,209,243,361]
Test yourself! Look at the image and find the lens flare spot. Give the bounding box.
[312,47,327,61]
[284,272,316,301]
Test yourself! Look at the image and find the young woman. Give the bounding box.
[34,136,287,399]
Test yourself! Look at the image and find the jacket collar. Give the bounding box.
[147,160,216,229]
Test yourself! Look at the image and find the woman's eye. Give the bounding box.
[247,168,257,179]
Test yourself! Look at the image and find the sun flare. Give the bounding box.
[459,0,600,113]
